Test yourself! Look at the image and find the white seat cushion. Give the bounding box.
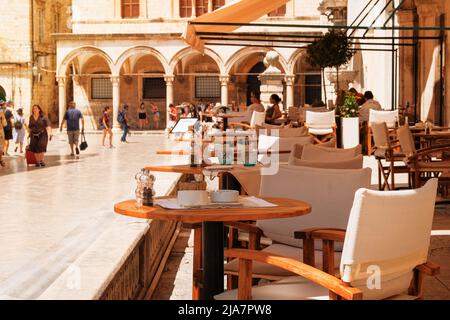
[215,276,419,300]
[308,128,333,135]
[224,244,341,280]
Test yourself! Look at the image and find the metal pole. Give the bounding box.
[391,0,396,110]
[440,34,444,126]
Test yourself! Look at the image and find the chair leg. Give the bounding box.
[390,160,395,190]
[192,227,202,300]
[367,126,372,156]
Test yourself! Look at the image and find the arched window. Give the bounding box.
[122,0,140,18]
[212,0,225,11]
[195,0,208,17]
[268,4,286,17]
[180,0,192,17]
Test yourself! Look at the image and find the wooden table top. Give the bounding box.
[413,131,450,138]
[156,150,190,155]
[145,164,206,175]
[114,197,311,223]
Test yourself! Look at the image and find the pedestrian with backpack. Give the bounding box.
[59,101,85,156]
[119,104,129,143]
[13,108,27,154]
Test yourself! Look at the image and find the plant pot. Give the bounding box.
[341,117,360,149]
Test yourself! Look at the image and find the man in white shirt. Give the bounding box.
[359,91,382,123]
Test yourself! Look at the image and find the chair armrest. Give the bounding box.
[225,222,263,250]
[295,228,346,241]
[415,262,440,276]
[225,249,363,300]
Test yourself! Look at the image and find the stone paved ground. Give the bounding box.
[153,159,450,300]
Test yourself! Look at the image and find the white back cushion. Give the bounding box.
[257,165,372,248]
[340,179,437,299]
[251,111,266,127]
[369,110,399,128]
[306,110,336,129]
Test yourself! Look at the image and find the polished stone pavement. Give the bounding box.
[0,132,189,299]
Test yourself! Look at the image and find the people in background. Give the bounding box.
[151,103,161,130]
[168,104,178,128]
[3,101,14,156]
[349,88,366,106]
[28,105,52,167]
[137,102,148,130]
[59,101,84,156]
[13,108,28,154]
[265,94,282,124]
[120,104,129,143]
[359,91,382,123]
[248,92,265,113]
[0,103,7,166]
[101,106,114,148]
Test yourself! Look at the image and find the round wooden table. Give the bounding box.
[115,197,311,300]
[216,114,242,131]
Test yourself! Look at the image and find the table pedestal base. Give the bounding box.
[201,221,224,300]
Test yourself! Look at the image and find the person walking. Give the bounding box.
[101,106,114,148]
[13,108,27,154]
[137,102,147,130]
[0,104,7,167]
[59,101,85,156]
[28,105,52,167]
[119,104,130,143]
[3,101,14,156]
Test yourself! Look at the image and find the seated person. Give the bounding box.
[359,91,382,124]
[265,94,282,125]
[248,92,265,113]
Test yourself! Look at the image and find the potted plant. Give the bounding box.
[341,93,360,149]
[306,30,355,101]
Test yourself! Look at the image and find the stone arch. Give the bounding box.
[224,47,289,75]
[114,46,170,75]
[169,46,225,75]
[288,48,307,75]
[58,46,114,77]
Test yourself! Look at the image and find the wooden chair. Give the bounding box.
[305,110,337,145]
[216,179,440,300]
[371,122,410,190]
[224,165,371,285]
[229,111,265,130]
[397,126,450,188]
[366,109,399,155]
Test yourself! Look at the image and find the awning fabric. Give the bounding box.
[182,0,289,53]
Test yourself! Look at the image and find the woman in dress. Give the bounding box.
[0,108,7,166]
[101,106,114,148]
[265,94,283,125]
[13,108,27,153]
[28,105,52,167]
[137,102,147,130]
[151,103,161,130]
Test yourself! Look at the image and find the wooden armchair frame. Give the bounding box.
[226,225,440,300]
[403,143,450,188]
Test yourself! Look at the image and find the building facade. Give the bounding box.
[25,0,450,129]
[0,0,71,122]
[56,0,332,130]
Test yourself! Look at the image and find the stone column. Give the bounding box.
[111,76,121,129]
[259,51,285,110]
[396,9,416,114]
[165,75,175,128]
[191,0,196,17]
[416,2,442,122]
[57,76,66,128]
[285,75,295,108]
[220,75,229,107]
